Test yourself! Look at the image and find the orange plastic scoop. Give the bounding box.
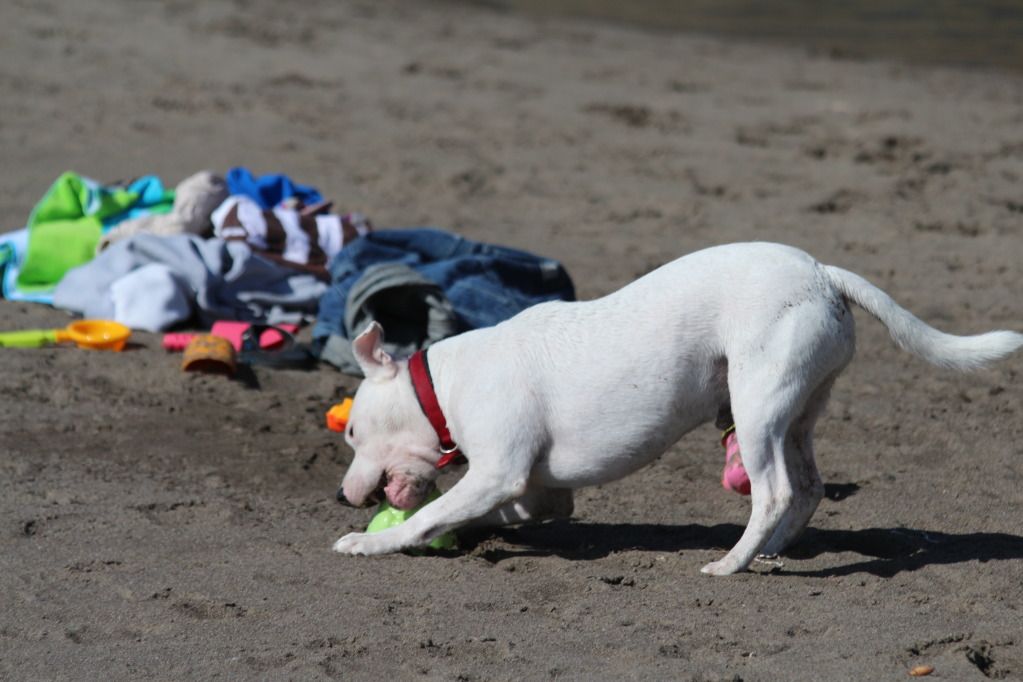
[0,320,131,351]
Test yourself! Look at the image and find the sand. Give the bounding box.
[2,1,1022,679]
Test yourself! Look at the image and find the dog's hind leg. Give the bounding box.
[465,486,574,529]
[759,376,837,556]
[700,349,831,575]
[700,386,801,574]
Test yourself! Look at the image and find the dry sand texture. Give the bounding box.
[1,1,1022,679]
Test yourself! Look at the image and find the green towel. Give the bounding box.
[16,172,171,292]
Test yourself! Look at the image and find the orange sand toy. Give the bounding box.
[326,398,354,432]
[181,334,237,375]
[0,320,131,351]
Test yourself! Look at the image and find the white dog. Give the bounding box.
[332,242,1021,574]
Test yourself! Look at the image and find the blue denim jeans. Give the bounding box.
[313,228,575,359]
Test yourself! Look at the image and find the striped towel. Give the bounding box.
[212,195,371,278]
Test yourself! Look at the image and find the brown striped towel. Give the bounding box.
[211,195,371,279]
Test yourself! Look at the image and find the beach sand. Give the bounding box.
[1,1,1022,679]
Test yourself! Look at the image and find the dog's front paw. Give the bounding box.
[332,531,398,556]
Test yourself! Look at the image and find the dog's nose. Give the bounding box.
[336,486,355,507]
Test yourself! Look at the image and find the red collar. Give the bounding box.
[408,349,465,469]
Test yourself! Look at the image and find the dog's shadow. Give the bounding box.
[464,519,1023,579]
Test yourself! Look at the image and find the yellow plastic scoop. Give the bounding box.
[0,320,131,351]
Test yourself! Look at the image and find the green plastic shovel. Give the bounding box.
[0,320,130,350]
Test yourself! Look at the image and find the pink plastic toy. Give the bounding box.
[721,429,750,496]
[162,321,298,352]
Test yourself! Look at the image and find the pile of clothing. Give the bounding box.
[0,167,575,375]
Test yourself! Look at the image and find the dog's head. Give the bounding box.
[336,322,441,510]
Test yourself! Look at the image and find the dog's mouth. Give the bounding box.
[336,472,429,510]
[382,472,430,510]
[366,472,388,506]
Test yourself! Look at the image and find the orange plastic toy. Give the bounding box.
[326,398,354,432]
[0,320,131,351]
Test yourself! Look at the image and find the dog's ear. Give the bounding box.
[353,322,397,380]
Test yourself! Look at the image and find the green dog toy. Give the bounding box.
[365,487,457,551]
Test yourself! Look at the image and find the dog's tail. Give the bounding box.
[823,265,1023,371]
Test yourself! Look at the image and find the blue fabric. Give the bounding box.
[103,175,173,226]
[225,167,323,210]
[313,228,575,342]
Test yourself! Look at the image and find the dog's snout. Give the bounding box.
[335,484,385,508]
[336,486,355,507]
